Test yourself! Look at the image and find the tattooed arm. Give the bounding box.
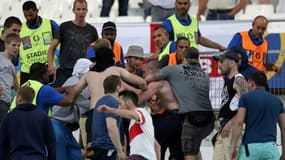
[233,74,248,96]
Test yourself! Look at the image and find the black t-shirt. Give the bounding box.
[218,76,237,124]
[55,21,98,69]
[158,55,170,69]
[0,39,5,52]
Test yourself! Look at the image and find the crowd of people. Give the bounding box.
[0,0,284,160]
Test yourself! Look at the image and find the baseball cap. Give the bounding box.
[183,47,199,63]
[102,21,116,31]
[125,45,145,59]
[213,51,239,62]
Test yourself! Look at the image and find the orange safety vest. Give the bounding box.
[168,53,177,66]
[113,41,122,63]
[87,41,122,63]
[240,31,268,72]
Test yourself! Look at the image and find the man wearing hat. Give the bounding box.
[213,51,248,160]
[145,47,215,160]
[86,21,124,64]
[124,45,145,77]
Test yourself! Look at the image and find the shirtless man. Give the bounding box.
[139,59,183,159]
[74,47,147,110]
[139,59,178,111]
[73,47,147,149]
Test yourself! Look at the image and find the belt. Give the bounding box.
[209,9,232,13]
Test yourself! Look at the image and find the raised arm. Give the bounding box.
[47,39,60,75]
[119,68,147,90]
[138,82,160,104]
[98,105,140,122]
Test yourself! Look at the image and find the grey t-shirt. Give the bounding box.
[55,21,98,69]
[160,63,213,113]
[0,52,16,103]
[52,75,90,123]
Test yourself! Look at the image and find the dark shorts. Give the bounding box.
[181,112,214,155]
[127,154,148,160]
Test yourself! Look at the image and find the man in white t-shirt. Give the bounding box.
[97,90,160,160]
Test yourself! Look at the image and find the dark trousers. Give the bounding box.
[51,68,72,87]
[100,0,129,17]
[206,10,234,20]
[0,100,10,123]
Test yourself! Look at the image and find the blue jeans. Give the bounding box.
[51,119,82,160]
[206,10,234,20]
[238,142,279,160]
[100,0,129,17]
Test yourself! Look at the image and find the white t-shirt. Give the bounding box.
[129,108,156,160]
[148,0,175,9]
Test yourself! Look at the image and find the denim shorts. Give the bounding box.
[238,142,279,160]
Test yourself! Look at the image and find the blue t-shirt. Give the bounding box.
[36,85,64,114]
[92,95,121,150]
[227,30,264,49]
[239,88,284,144]
[162,14,201,41]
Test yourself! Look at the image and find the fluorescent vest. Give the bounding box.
[9,80,52,116]
[168,15,198,48]
[113,41,122,63]
[240,31,268,73]
[168,53,177,65]
[20,18,52,73]
[158,41,172,61]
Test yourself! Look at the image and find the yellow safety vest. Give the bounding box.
[158,41,172,61]
[19,18,52,73]
[10,80,52,116]
[168,15,198,48]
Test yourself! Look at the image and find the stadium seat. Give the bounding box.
[235,4,274,20]
[115,16,144,23]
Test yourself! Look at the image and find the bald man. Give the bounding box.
[228,15,279,73]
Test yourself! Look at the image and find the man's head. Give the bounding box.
[176,37,190,64]
[229,46,248,69]
[142,59,159,78]
[248,71,267,89]
[90,47,115,72]
[103,75,122,94]
[125,45,144,70]
[73,0,88,21]
[102,21,117,44]
[16,86,35,105]
[214,51,239,76]
[2,16,22,38]
[175,0,190,18]
[153,26,169,49]
[119,90,138,110]
[182,47,199,64]
[22,1,39,25]
[252,15,268,39]
[5,33,21,58]
[72,58,93,78]
[29,63,49,84]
